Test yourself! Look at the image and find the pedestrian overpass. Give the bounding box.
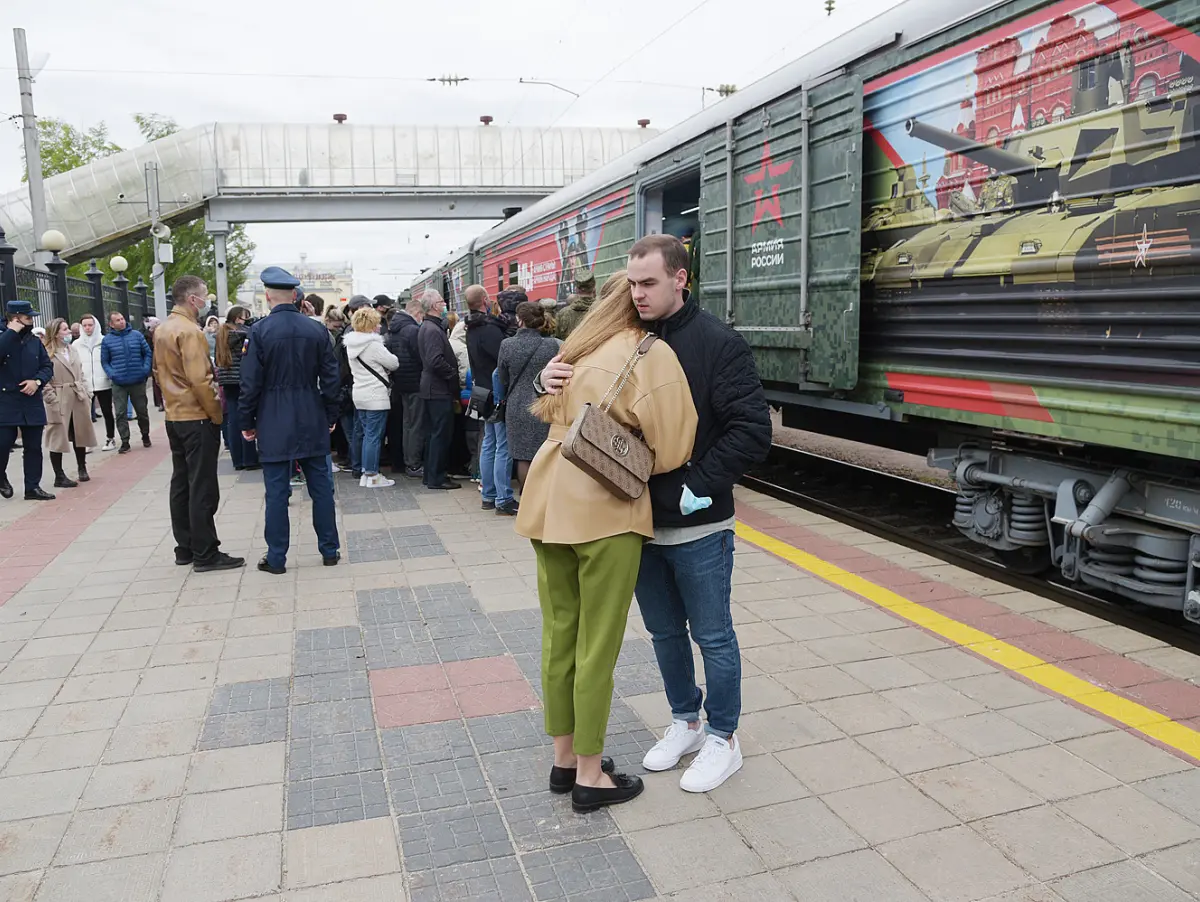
[0,120,658,300]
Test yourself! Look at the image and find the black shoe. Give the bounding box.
[351,470,362,480]
[77,467,90,483]
[323,553,341,567]
[571,772,644,813]
[495,501,519,516]
[175,553,194,566]
[426,481,462,491]
[0,477,12,500]
[244,464,262,471]
[481,500,496,511]
[193,553,245,573]
[24,487,55,501]
[257,556,286,575]
[550,757,615,794]
[118,442,131,454]
[405,467,424,479]
[142,436,152,448]
[53,474,78,489]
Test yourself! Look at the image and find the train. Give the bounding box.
[409,0,1200,621]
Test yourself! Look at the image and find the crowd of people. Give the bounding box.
[0,232,774,810]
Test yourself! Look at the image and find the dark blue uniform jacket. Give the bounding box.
[238,303,341,463]
[0,324,53,427]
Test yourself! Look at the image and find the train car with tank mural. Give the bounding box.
[409,0,1200,621]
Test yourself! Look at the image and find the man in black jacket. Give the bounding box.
[416,290,460,490]
[385,296,425,477]
[537,234,772,794]
[463,284,516,513]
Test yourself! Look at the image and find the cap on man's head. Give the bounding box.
[5,300,35,317]
[347,294,372,312]
[573,267,595,290]
[260,266,301,289]
[372,294,392,307]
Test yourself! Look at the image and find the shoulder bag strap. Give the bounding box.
[505,346,539,396]
[358,359,392,389]
[599,334,657,413]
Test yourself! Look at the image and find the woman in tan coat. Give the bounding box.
[42,318,98,487]
[515,273,697,814]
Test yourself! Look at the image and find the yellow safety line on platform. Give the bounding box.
[735,521,1200,762]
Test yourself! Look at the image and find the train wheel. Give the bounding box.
[994,546,1052,575]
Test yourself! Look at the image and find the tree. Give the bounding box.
[30,113,256,299]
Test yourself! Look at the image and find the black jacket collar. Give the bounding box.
[648,290,698,338]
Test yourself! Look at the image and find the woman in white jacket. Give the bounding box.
[344,306,399,488]
[74,313,115,451]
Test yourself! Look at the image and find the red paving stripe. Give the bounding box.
[734,497,1200,743]
[0,432,170,605]
[368,656,542,727]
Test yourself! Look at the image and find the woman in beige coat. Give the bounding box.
[42,319,98,487]
[515,273,697,814]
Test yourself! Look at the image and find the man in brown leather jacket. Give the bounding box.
[152,275,244,573]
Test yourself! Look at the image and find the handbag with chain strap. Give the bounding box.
[560,333,658,500]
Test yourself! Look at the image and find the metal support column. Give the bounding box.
[85,259,105,323]
[146,163,168,320]
[206,215,231,314]
[14,28,50,269]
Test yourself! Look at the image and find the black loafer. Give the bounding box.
[550,756,615,794]
[175,553,194,566]
[194,553,245,573]
[257,556,286,575]
[53,475,78,488]
[571,772,644,813]
[0,478,12,500]
[323,553,341,567]
[24,487,55,501]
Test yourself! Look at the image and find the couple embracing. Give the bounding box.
[515,234,772,812]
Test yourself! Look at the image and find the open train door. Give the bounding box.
[700,71,864,391]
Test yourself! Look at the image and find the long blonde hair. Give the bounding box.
[42,318,69,356]
[531,270,642,423]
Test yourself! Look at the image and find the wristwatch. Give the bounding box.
[35,379,42,387]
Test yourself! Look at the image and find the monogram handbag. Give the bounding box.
[560,334,657,500]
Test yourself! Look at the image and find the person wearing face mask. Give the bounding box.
[0,301,55,500]
[75,314,116,451]
[41,318,98,487]
[152,275,245,573]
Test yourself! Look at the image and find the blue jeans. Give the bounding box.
[479,420,513,504]
[262,456,340,568]
[346,410,363,474]
[357,409,388,475]
[635,529,740,738]
[222,384,258,469]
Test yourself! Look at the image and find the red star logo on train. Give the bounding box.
[744,141,793,234]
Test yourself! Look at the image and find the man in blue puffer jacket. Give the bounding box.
[101,310,152,453]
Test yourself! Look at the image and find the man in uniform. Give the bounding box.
[0,301,54,501]
[239,266,342,574]
[554,267,596,338]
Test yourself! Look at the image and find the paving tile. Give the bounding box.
[284,874,407,902]
[388,754,491,813]
[773,665,871,702]
[607,770,721,833]
[880,825,1033,902]
[974,888,1067,902]
[207,677,290,715]
[368,663,448,697]
[174,784,284,844]
[1142,840,1200,897]
[481,746,554,799]
[289,698,375,739]
[54,799,179,865]
[881,682,987,722]
[987,745,1119,801]
[408,856,532,902]
[909,760,1041,822]
[293,626,367,676]
[0,656,80,684]
[0,814,70,876]
[499,792,616,853]
[456,680,540,719]
[104,718,202,762]
[973,806,1124,881]
[2,730,111,775]
[291,670,371,705]
[198,709,288,749]
[0,871,39,902]
[811,692,916,736]
[375,688,460,728]
[775,848,930,902]
[362,626,439,669]
[0,678,64,711]
[729,797,865,867]
[626,817,764,894]
[1051,860,1196,902]
[397,801,514,871]
[159,834,281,902]
[187,742,287,792]
[523,837,655,902]
[776,737,898,794]
[80,755,189,809]
[741,641,826,675]
[287,770,390,829]
[288,730,382,781]
[1135,769,1200,824]
[1056,785,1200,855]
[1002,700,1114,742]
[708,752,810,814]
[906,647,998,681]
[823,778,958,844]
[118,689,208,727]
[800,635,888,665]
[216,653,291,684]
[0,769,91,822]
[945,672,1053,710]
[931,712,1048,757]
[839,657,934,691]
[149,641,224,667]
[857,725,974,775]
[464,710,547,755]
[737,704,843,753]
[283,818,400,888]
[135,662,217,695]
[31,852,165,902]
[379,720,475,768]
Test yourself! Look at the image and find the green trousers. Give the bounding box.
[532,533,643,756]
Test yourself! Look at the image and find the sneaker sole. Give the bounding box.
[641,735,707,772]
[680,753,743,793]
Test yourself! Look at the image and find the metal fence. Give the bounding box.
[13,266,53,327]
[66,276,93,326]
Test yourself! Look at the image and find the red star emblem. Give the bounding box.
[744,141,793,234]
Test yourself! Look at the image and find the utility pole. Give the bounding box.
[14,28,50,269]
[146,163,169,319]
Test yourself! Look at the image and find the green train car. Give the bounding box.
[412,0,1200,620]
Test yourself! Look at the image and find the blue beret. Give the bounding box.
[260,266,301,289]
[5,300,34,316]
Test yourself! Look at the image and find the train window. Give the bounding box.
[640,167,701,241]
[508,261,518,286]
[497,265,503,293]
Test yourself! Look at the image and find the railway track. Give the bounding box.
[744,443,1200,655]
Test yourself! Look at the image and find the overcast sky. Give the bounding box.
[2,0,905,296]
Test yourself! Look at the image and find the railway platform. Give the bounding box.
[1,430,1200,902]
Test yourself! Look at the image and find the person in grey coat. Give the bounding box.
[496,301,560,490]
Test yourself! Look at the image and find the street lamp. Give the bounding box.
[41,230,67,320]
[41,229,66,254]
[110,255,128,275]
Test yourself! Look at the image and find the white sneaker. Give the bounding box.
[102,438,116,452]
[642,720,706,772]
[680,734,743,793]
[364,474,395,489]
[359,474,368,487]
